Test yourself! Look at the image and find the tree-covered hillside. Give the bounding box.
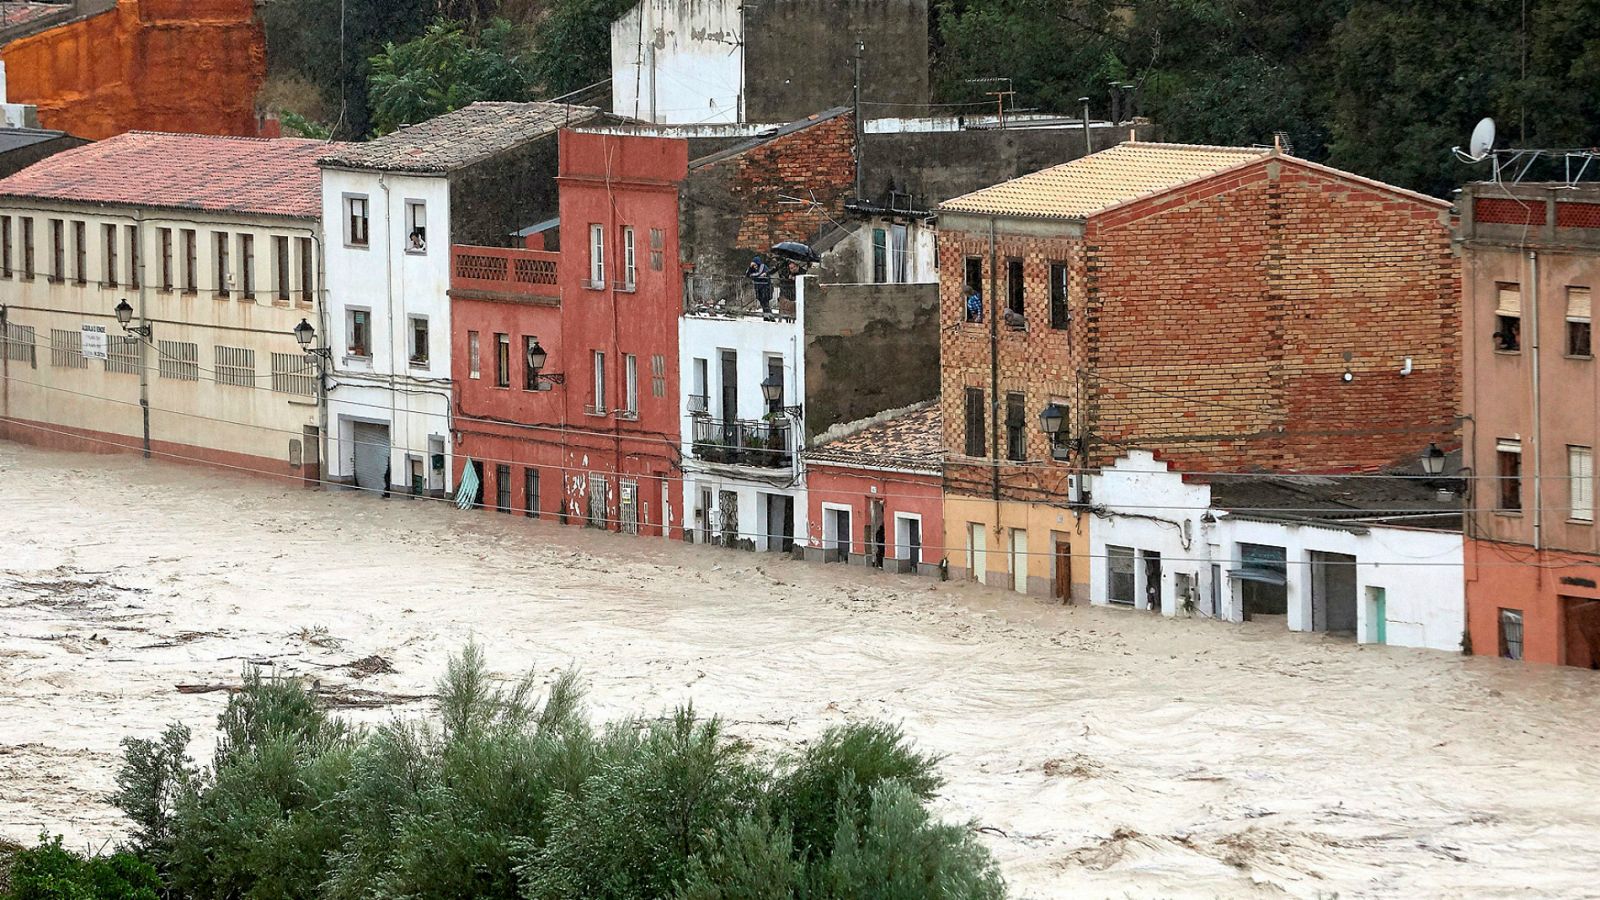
[257,0,1600,196]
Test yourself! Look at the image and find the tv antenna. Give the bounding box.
[1453,116,1600,186]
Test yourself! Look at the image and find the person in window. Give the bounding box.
[747,256,773,316]
[965,285,983,323]
[1494,318,1520,352]
[408,229,427,253]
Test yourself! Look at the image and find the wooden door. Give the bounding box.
[1054,540,1072,602]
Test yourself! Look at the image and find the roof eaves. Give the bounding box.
[1277,154,1452,210]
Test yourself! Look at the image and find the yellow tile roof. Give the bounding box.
[938,141,1271,220]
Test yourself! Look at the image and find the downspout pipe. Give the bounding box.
[135,209,150,458]
[988,216,1000,516]
[1529,249,1541,551]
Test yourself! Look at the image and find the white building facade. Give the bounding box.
[318,165,453,495]
[679,277,810,551]
[1088,451,1465,652]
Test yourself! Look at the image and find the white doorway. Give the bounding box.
[894,513,922,574]
[822,504,851,563]
[968,523,987,585]
[1009,528,1028,594]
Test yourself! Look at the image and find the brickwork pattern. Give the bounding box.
[727,113,856,254]
[939,156,1460,499]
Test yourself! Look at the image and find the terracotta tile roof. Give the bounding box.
[938,141,1269,220]
[0,2,69,29]
[806,402,943,474]
[0,131,333,218]
[319,102,602,173]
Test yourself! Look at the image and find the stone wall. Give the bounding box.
[1,0,266,140]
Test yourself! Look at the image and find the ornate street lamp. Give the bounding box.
[1420,442,1447,477]
[760,372,802,416]
[525,339,564,386]
[114,299,151,337]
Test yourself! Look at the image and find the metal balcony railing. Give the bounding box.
[452,245,560,301]
[686,393,709,414]
[691,416,794,468]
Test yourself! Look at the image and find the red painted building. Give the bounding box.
[451,130,688,535]
[804,403,944,573]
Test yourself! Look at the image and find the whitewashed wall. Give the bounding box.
[320,168,454,491]
[677,277,810,550]
[612,0,745,125]
[1090,451,1465,652]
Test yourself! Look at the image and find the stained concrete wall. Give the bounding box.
[1,0,266,140]
[743,0,928,124]
[802,280,937,437]
[861,120,1158,208]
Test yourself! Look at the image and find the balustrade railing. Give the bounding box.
[452,245,560,300]
[690,416,794,468]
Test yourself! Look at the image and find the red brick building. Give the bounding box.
[935,141,1460,593]
[1459,182,1600,666]
[451,130,688,535]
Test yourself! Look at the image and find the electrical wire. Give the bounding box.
[2,415,1584,571]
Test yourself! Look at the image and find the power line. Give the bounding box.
[0,416,1521,568]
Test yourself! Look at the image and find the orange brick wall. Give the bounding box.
[2,0,265,140]
[939,156,1460,487]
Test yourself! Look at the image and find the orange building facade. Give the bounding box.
[1,0,266,140]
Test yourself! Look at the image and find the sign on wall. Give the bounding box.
[81,323,107,360]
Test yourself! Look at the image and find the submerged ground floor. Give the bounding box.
[5,442,1598,899]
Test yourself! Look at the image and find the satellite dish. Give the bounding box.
[1468,117,1495,160]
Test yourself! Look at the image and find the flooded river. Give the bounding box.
[2,442,1598,898]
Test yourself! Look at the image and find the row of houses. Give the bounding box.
[0,94,1595,666]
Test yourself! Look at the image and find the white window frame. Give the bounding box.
[346,306,372,358]
[408,315,429,367]
[588,224,604,288]
[344,194,370,248]
[623,353,639,417]
[1571,445,1594,522]
[404,199,427,254]
[591,350,606,413]
[621,225,636,289]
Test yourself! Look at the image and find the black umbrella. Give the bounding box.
[770,241,821,264]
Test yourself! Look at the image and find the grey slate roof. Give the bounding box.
[0,127,71,154]
[1205,459,1463,532]
[319,102,602,173]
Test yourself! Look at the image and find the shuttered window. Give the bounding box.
[964,387,986,457]
[159,341,199,381]
[105,335,138,374]
[214,345,255,387]
[270,352,315,395]
[1568,287,1592,357]
[1571,445,1594,522]
[50,328,86,368]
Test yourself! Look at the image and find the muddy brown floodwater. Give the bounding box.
[3,442,1600,898]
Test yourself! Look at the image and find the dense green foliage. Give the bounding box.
[261,0,630,138]
[369,18,538,134]
[933,0,1600,196]
[0,836,159,900]
[69,645,1003,899]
